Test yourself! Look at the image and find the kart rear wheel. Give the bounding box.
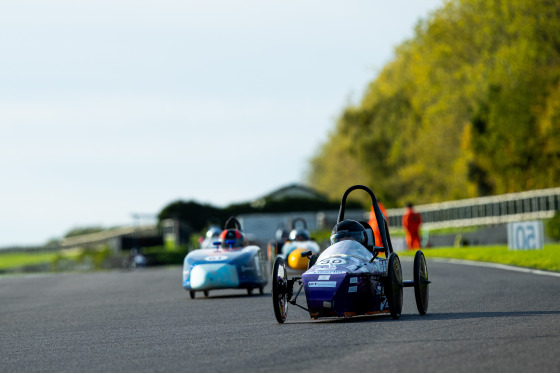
[189,291,196,299]
[204,290,209,298]
[247,288,253,296]
[272,257,288,323]
[413,250,429,315]
[385,252,403,320]
[259,286,264,295]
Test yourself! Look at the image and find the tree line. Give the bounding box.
[307,0,560,208]
[157,197,361,233]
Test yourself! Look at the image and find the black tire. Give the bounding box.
[203,290,209,298]
[247,288,253,296]
[272,257,288,323]
[413,250,429,315]
[189,291,196,299]
[259,286,264,295]
[385,252,403,319]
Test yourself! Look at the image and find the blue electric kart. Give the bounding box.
[183,217,268,298]
[271,185,430,323]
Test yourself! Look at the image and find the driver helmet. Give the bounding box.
[205,225,222,239]
[276,228,289,242]
[330,219,366,246]
[218,229,246,249]
[289,228,310,242]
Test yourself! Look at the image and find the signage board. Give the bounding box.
[507,221,544,250]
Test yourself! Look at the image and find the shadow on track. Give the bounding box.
[189,293,271,300]
[270,310,560,325]
[279,313,397,325]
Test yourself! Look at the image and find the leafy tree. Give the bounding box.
[546,211,560,242]
[157,200,223,232]
[307,0,560,207]
[157,196,356,233]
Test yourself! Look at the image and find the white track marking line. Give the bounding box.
[402,256,560,277]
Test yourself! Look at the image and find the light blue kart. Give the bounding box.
[182,217,268,298]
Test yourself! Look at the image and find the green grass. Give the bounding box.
[0,252,59,270]
[3,243,559,274]
[0,248,110,272]
[0,245,189,274]
[398,243,560,272]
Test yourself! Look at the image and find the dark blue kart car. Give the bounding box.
[271,185,430,323]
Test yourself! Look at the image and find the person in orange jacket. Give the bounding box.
[368,200,388,248]
[402,203,422,250]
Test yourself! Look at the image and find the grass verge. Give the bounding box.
[0,252,59,271]
[0,245,189,274]
[398,243,560,272]
[3,244,559,274]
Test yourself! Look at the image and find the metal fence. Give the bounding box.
[386,187,560,229]
[2,187,559,253]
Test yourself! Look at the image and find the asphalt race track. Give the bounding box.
[1,257,559,372]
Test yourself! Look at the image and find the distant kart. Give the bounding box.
[268,218,321,270]
[200,225,222,249]
[267,226,289,264]
[122,248,150,270]
[271,185,430,323]
[182,217,268,299]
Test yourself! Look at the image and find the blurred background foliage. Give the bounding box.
[157,197,362,233]
[307,0,560,208]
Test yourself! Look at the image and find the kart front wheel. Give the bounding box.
[413,250,429,315]
[272,257,288,323]
[385,252,403,319]
[189,291,196,299]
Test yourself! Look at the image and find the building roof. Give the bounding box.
[251,183,327,207]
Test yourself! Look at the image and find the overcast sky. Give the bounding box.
[0,0,445,247]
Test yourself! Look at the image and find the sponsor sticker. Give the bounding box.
[309,270,346,274]
[378,259,388,273]
[348,286,357,293]
[318,275,330,280]
[350,277,358,284]
[204,255,228,261]
[308,281,337,288]
[317,258,347,266]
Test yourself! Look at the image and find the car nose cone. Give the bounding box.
[190,263,239,290]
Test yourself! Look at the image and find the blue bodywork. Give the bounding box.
[272,185,427,324]
[301,240,389,318]
[182,245,268,292]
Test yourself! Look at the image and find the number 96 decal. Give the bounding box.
[316,258,347,266]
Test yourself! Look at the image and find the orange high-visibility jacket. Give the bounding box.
[368,202,387,247]
[402,208,422,233]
